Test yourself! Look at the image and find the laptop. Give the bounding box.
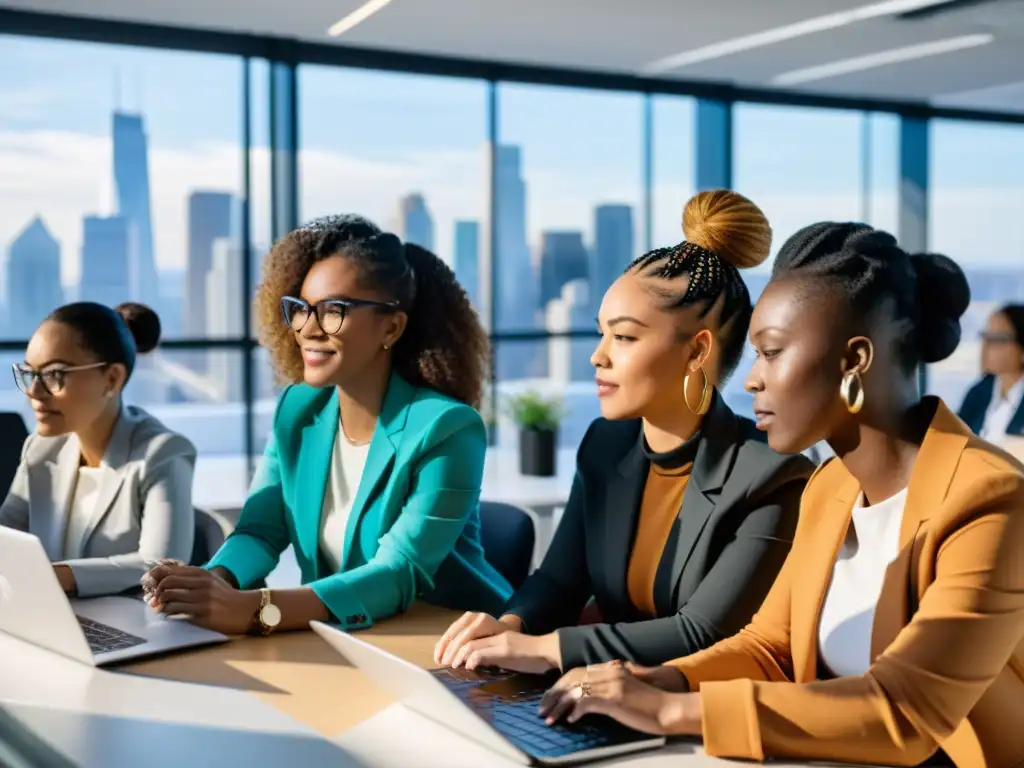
[311,621,666,766]
[0,528,227,666]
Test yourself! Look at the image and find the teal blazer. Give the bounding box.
[206,373,512,629]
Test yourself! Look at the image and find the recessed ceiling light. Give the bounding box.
[328,0,395,37]
[640,0,959,74]
[772,33,993,85]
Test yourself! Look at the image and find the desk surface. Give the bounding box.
[122,602,462,737]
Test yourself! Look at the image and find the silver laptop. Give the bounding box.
[0,528,227,666]
[311,621,666,766]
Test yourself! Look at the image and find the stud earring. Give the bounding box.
[382,342,390,351]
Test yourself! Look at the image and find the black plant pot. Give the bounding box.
[519,427,556,477]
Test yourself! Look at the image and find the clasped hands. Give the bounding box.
[140,560,260,635]
[434,612,701,736]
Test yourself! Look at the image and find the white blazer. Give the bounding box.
[0,405,197,597]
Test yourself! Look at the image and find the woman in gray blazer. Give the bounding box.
[0,302,197,598]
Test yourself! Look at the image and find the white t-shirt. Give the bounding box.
[318,432,371,573]
[818,487,908,678]
[62,466,104,559]
[980,375,1024,445]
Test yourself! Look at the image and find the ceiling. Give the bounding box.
[4,0,1024,113]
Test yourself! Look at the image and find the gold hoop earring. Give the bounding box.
[840,371,865,414]
[683,367,711,416]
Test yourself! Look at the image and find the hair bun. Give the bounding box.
[682,189,772,269]
[910,252,970,364]
[115,302,161,354]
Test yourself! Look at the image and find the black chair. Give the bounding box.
[189,507,232,566]
[479,500,536,590]
[0,411,29,501]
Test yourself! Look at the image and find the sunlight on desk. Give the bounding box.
[123,603,461,737]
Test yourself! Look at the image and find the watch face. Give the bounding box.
[261,603,282,627]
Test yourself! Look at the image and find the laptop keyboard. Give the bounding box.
[431,667,648,760]
[76,615,147,655]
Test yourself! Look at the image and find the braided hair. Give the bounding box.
[771,222,970,370]
[254,214,489,407]
[628,189,773,380]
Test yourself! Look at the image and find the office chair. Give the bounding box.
[478,500,535,590]
[190,508,233,566]
[0,412,29,500]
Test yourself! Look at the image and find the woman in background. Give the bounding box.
[144,214,511,636]
[0,302,196,598]
[434,190,813,675]
[958,303,1024,446]
[540,224,1024,768]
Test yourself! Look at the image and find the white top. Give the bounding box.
[980,375,1024,444]
[318,432,371,574]
[817,487,908,678]
[61,467,104,560]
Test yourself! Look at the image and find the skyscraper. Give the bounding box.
[112,112,158,308]
[538,231,589,307]
[453,220,479,309]
[186,191,236,348]
[492,144,544,380]
[5,217,63,338]
[546,279,594,384]
[593,205,634,302]
[394,193,434,251]
[79,215,132,309]
[206,237,244,401]
[494,145,533,330]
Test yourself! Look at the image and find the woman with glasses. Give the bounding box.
[0,302,196,598]
[958,304,1024,449]
[142,214,511,636]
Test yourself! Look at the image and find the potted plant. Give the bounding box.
[505,390,565,477]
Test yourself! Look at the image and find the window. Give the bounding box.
[493,84,644,420]
[927,120,1024,408]
[729,104,882,415]
[651,96,696,250]
[297,66,488,311]
[0,36,246,343]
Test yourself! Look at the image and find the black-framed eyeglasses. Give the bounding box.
[12,362,109,396]
[280,296,399,335]
[980,331,1018,345]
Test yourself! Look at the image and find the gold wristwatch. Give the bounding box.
[254,588,281,636]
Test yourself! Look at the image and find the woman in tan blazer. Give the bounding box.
[538,223,1024,767]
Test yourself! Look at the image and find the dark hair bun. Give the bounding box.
[910,252,970,364]
[115,302,161,354]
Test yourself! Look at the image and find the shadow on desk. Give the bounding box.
[5,702,368,768]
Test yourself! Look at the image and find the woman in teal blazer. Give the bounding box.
[143,215,511,635]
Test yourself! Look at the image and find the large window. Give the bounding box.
[927,120,1024,408]
[298,66,488,309]
[651,96,696,250]
[0,35,254,503]
[491,85,645,448]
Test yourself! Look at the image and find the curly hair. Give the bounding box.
[254,214,489,407]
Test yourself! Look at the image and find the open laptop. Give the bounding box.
[311,621,665,766]
[0,528,227,666]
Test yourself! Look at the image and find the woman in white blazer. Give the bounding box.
[0,302,196,598]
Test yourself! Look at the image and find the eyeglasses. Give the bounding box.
[980,331,1018,345]
[13,362,109,396]
[281,296,399,335]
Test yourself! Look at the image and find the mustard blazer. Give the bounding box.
[668,398,1024,767]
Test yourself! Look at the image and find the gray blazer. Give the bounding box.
[0,405,197,597]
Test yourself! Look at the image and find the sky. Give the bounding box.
[1,33,1023,297]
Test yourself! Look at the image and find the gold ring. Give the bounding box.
[578,682,592,698]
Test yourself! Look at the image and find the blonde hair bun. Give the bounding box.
[682,189,772,269]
